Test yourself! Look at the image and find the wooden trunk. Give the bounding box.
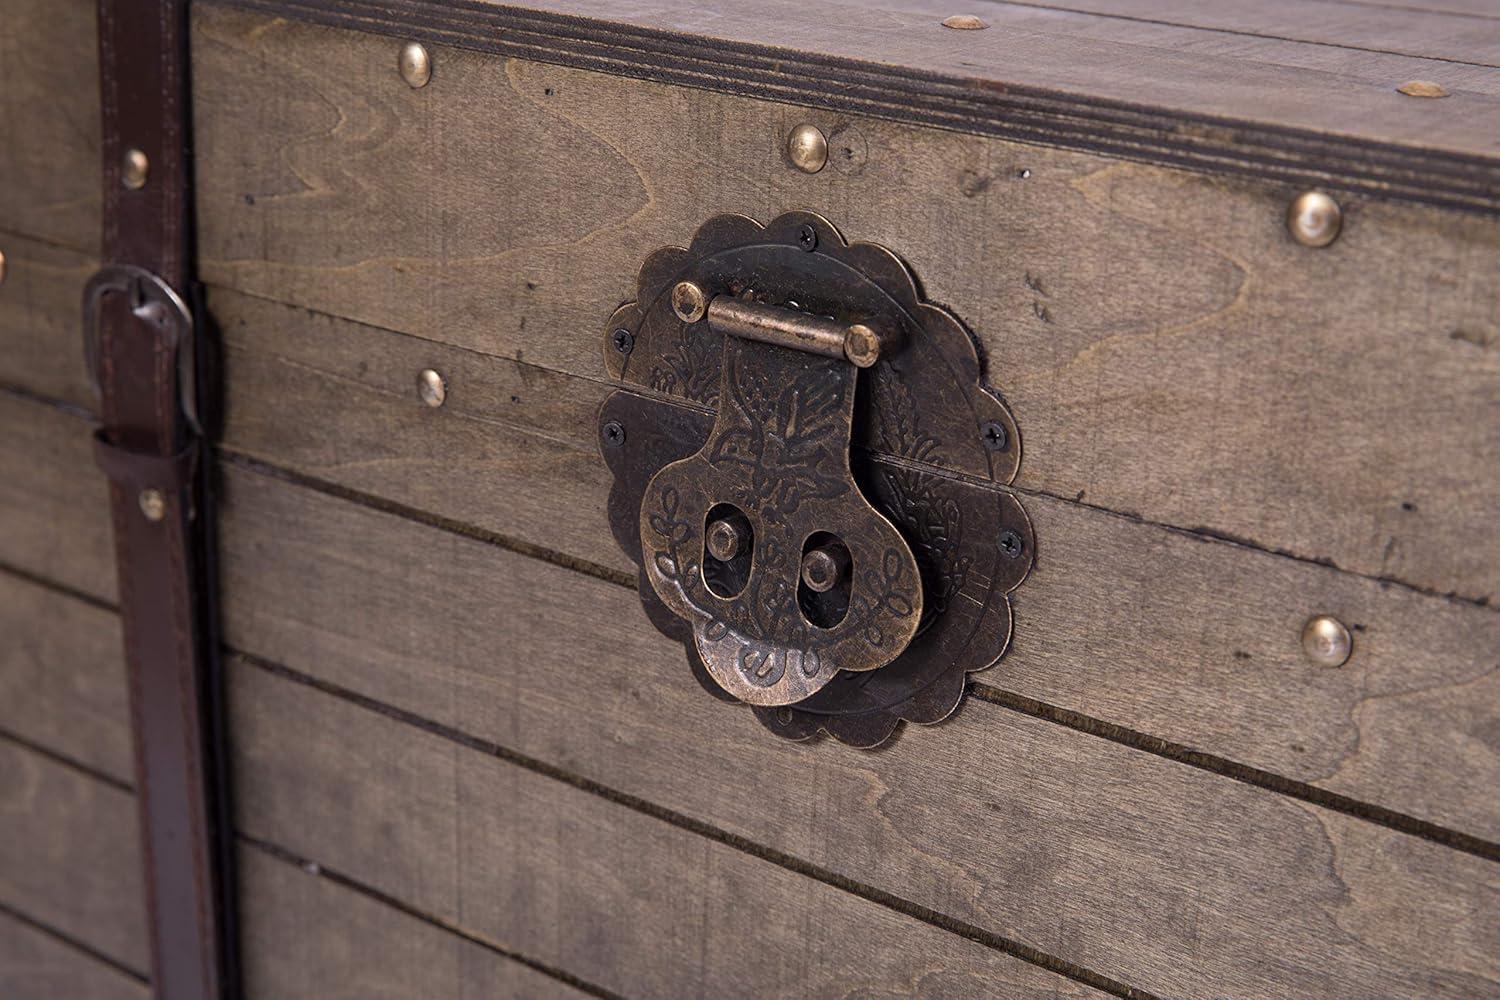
[1,1,1497,997]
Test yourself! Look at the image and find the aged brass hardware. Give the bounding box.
[417,368,446,407]
[122,148,149,189]
[399,41,431,87]
[1287,191,1342,247]
[787,124,828,174]
[0,248,6,287]
[138,488,167,522]
[941,14,988,29]
[1302,615,1352,667]
[1397,80,1448,98]
[599,211,1033,746]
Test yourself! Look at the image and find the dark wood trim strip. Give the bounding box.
[207,0,1500,214]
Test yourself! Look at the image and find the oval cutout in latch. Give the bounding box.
[598,212,1034,748]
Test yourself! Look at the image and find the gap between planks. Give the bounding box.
[213,451,1500,865]
[0,898,149,988]
[230,651,1153,1000]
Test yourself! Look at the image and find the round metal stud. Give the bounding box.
[671,281,709,324]
[1301,614,1352,668]
[843,323,884,368]
[417,368,446,407]
[1287,191,1342,248]
[800,546,849,593]
[0,248,7,288]
[1397,80,1448,98]
[138,488,166,522]
[705,519,745,562]
[399,42,432,88]
[122,148,149,190]
[787,124,828,174]
[941,14,988,29]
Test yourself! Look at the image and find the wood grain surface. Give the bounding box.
[0,741,146,976]
[0,0,99,253]
[0,232,97,409]
[193,7,1500,604]
[215,464,1500,999]
[237,846,599,1000]
[209,286,1500,841]
[0,573,129,784]
[0,909,147,1000]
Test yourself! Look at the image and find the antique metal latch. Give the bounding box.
[599,212,1033,747]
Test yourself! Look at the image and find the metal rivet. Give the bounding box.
[797,225,818,252]
[611,328,635,355]
[980,420,1009,451]
[122,148,149,190]
[998,529,1024,559]
[0,249,7,288]
[1397,80,1448,98]
[787,124,828,174]
[843,323,884,368]
[942,14,989,29]
[417,368,446,407]
[671,281,708,324]
[399,42,431,88]
[1287,191,1342,248]
[138,488,166,522]
[602,420,626,448]
[706,518,745,562]
[1301,615,1352,667]
[801,546,849,593]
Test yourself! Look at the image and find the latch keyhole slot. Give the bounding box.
[798,532,852,628]
[703,505,754,598]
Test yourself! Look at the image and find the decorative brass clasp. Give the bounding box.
[599,212,1034,747]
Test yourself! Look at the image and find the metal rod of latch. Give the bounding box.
[701,293,903,368]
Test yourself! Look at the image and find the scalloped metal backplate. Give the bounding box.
[600,212,1034,747]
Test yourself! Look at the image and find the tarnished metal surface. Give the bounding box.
[601,211,1034,746]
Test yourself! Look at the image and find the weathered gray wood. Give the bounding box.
[0,910,147,1000]
[0,232,96,408]
[0,393,115,603]
[0,573,129,784]
[0,742,147,976]
[238,846,596,1000]
[231,660,1112,998]
[0,0,99,252]
[194,8,1500,604]
[211,287,1500,841]
[216,465,1500,998]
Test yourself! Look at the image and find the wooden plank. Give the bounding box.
[212,288,1500,841]
[0,910,147,1000]
[237,846,596,999]
[0,393,114,603]
[231,660,1112,998]
[0,742,147,976]
[194,9,1500,604]
[0,0,99,252]
[0,232,97,409]
[216,466,1500,998]
[0,573,130,784]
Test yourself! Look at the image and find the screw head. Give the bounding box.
[602,420,626,448]
[399,42,431,88]
[1287,191,1342,248]
[998,529,1024,559]
[417,368,446,407]
[122,148,149,190]
[138,488,166,522]
[796,225,818,252]
[611,328,635,355]
[981,420,1009,451]
[671,281,709,324]
[706,519,745,562]
[787,124,828,174]
[1301,615,1352,667]
[800,546,848,593]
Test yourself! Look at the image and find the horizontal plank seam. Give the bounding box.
[967,684,1500,863]
[0,380,97,423]
[0,728,134,796]
[0,898,150,987]
[1323,0,1500,20]
[237,837,623,1000]
[986,0,1500,69]
[216,456,1500,856]
[0,556,120,616]
[0,223,100,260]
[230,651,1153,1000]
[201,0,1500,215]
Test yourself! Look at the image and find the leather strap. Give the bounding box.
[89,1,236,997]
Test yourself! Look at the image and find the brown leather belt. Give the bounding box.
[85,1,236,996]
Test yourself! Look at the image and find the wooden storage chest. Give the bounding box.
[1,1,1497,997]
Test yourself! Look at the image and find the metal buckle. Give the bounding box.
[82,264,201,436]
